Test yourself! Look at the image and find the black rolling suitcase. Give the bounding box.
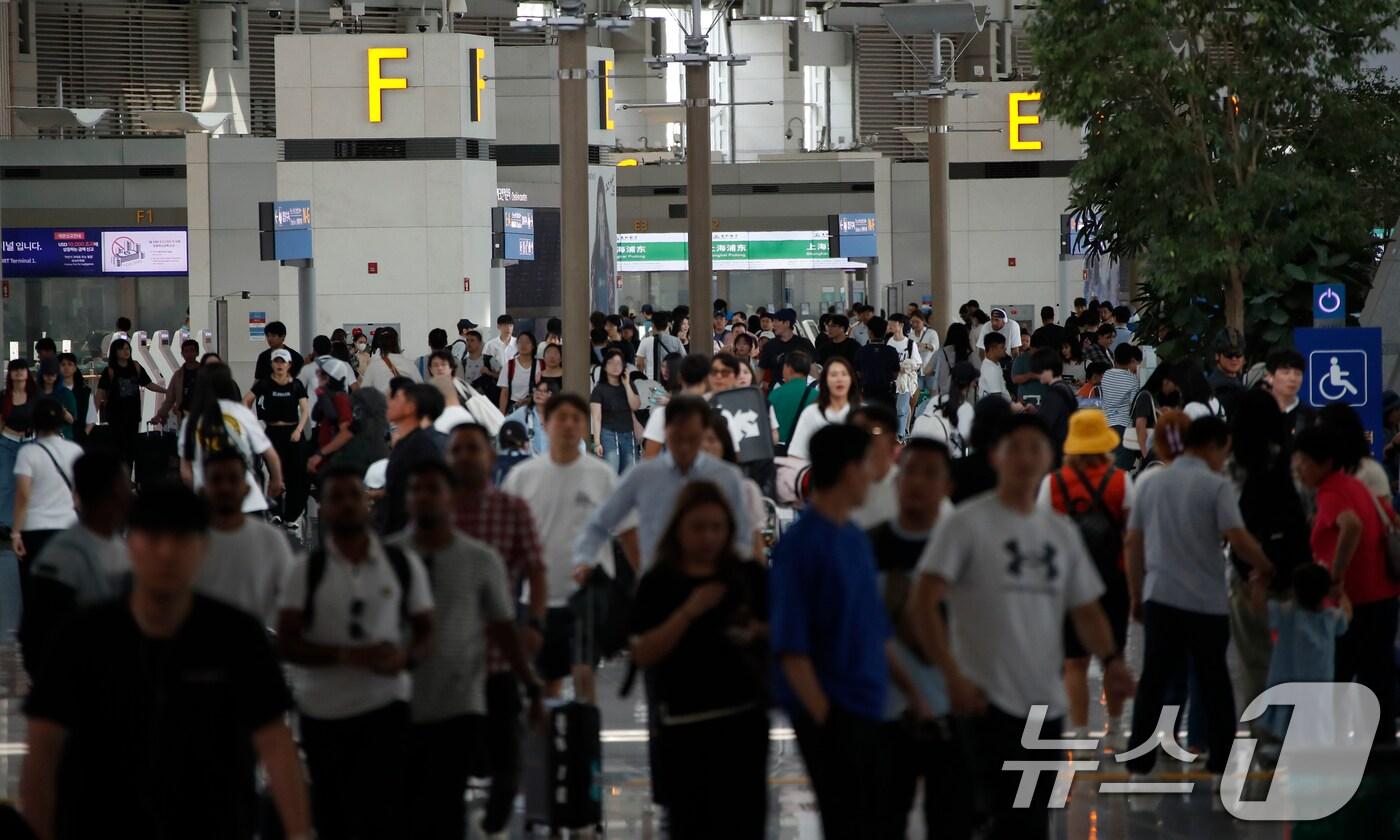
[525,590,605,833]
[525,700,604,832]
[134,431,176,488]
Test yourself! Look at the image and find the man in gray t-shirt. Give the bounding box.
[391,460,542,839]
[1123,416,1272,776]
[18,451,132,677]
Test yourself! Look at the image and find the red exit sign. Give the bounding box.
[368,262,379,275]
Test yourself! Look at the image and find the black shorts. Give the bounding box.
[535,604,600,681]
[1063,569,1129,660]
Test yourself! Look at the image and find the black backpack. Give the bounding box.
[1054,465,1123,577]
[302,544,414,629]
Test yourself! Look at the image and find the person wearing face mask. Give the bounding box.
[36,357,77,441]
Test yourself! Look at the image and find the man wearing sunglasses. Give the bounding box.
[276,464,435,840]
[1208,328,1247,419]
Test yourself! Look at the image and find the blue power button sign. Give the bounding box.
[1313,283,1346,325]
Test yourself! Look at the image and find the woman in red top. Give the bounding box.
[1038,409,1134,743]
[1293,424,1398,744]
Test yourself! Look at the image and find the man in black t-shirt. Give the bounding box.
[818,313,859,368]
[757,308,816,392]
[854,317,900,407]
[21,481,310,840]
[253,320,304,386]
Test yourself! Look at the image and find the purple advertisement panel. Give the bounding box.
[1,227,188,277]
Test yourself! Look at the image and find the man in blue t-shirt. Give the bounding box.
[770,422,924,837]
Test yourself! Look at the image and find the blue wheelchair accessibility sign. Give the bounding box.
[1295,327,1384,458]
[1311,350,1367,405]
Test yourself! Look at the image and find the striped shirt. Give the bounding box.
[1099,368,1140,429]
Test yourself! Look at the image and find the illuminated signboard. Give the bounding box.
[470,47,486,122]
[492,206,535,262]
[598,59,615,130]
[366,45,487,124]
[1,227,188,277]
[1009,91,1043,151]
[617,231,859,271]
[367,47,408,123]
[827,213,877,258]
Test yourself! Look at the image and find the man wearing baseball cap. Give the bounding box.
[1208,328,1247,419]
[757,308,816,392]
[975,308,1023,358]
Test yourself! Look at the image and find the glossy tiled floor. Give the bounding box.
[0,629,1320,839]
[0,549,1392,838]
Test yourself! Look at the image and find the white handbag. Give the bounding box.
[459,381,505,436]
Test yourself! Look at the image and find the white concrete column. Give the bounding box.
[198,4,251,135]
[729,20,804,157]
[609,19,668,150]
[5,0,41,136]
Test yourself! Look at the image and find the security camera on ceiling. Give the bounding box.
[268,0,282,19]
[449,0,468,19]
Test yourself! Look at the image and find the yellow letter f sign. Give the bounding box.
[368,47,409,123]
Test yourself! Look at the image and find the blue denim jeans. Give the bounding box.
[895,392,913,438]
[601,428,635,474]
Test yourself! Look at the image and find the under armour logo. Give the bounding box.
[1006,539,1058,581]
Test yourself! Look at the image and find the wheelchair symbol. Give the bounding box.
[1311,350,1367,405]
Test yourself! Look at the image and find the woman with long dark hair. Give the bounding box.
[497,331,540,415]
[359,326,422,395]
[590,347,640,473]
[629,480,769,840]
[929,322,973,403]
[179,363,283,514]
[95,338,166,468]
[58,352,96,444]
[786,356,859,461]
[1,358,37,433]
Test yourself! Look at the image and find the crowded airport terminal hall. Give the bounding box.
[4,0,1400,837]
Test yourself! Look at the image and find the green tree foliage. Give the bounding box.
[1030,0,1400,360]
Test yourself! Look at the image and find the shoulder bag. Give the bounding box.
[1366,492,1400,581]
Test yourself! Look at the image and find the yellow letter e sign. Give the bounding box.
[1008,91,1042,151]
[368,47,409,123]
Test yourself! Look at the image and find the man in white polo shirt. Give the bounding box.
[277,464,435,840]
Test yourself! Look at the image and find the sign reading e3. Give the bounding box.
[598,59,615,131]
[1008,91,1043,151]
